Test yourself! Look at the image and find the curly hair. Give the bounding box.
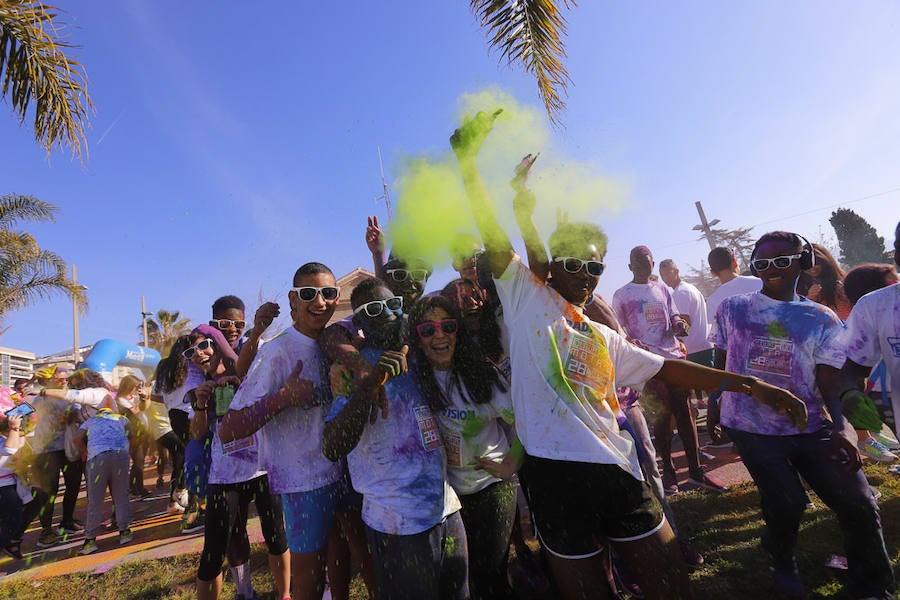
[408,295,506,411]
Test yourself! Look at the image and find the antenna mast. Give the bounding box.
[375,145,392,219]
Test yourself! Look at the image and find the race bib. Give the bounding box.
[445,432,462,467]
[642,302,667,327]
[222,435,256,456]
[563,329,613,395]
[414,405,443,452]
[747,336,794,377]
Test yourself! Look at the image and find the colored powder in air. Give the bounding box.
[388,87,626,267]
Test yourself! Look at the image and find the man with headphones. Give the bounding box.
[709,231,895,599]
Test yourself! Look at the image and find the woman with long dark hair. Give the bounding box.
[187,324,289,600]
[409,295,521,600]
[151,335,195,513]
[799,243,851,320]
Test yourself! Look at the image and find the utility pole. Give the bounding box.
[375,145,392,219]
[692,201,721,250]
[141,296,151,348]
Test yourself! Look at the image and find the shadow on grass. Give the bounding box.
[670,465,900,599]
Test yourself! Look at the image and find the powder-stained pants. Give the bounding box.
[84,449,132,539]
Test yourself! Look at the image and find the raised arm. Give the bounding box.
[366,215,387,275]
[511,153,550,282]
[450,110,513,279]
[322,348,407,461]
[235,301,280,378]
[655,358,808,431]
[219,361,318,443]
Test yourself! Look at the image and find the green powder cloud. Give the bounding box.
[387,87,626,266]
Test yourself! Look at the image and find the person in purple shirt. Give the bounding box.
[710,230,894,599]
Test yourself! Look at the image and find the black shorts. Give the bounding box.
[686,348,715,368]
[520,455,664,558]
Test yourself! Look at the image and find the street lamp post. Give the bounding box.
[141,296,152,348]
[72,265,82,364]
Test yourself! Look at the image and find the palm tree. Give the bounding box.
[0,0,93,159]
[0,193,85,334]
[142,309,193,357]
[470,0,576,125]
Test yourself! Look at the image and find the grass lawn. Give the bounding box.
[2,463,898,599]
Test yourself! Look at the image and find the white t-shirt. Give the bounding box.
[0,438,18,487]
[710,292,846,435]
[31,394,68,453]
[145,401,173,440]
[207,415,265,485]
[494,258,665,480]
[842,284,900,400]
[669,280,712,354]
[154,380,194,419]
[705,275,761,325]
[229,327,343,494]
[612,281,685,359]
[432,370,514,495]
[327,346,461,535]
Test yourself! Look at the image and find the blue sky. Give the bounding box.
[2,1,899,357]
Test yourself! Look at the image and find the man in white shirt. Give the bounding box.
[659,259,713,364]
[705,247,761,323]
[841,221,900,439]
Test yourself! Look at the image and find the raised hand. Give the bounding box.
[450,109,503,160]
[253,302,280,334]
[372,345,409,385]
[751,381,808,431]
[365,215,384,255]
[282,360,317,408]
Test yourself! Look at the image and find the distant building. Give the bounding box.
[0,346,35,386]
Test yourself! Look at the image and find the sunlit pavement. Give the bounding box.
[0,465,267,581]
[1,408,749,581]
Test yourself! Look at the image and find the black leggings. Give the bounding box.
[168,409,191,493]
[197,475,288,581]
[459,479,517,600]
[155,431,184,494]
[33,450,83,529]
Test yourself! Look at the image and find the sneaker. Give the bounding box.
[59,519,84,534]
[873,426,900,450]
[771,556,805,599]
[166,502,186,515]
[35,528,60,549]
[859,438,898,464]
[2,540,22,560]
[688,472,728,493]
[156,476,166,490]
[181,511,206,534]
[705,439,734,449]
[678,539,704,570]
[175,488,189,509]
[119,528,133,545]
[662,469,679,495]
[79,538,98,555]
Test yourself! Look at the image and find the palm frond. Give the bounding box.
[0,193,57,229]
[0,245,87,316]
[470,0,576,125]
[0,0,93,160]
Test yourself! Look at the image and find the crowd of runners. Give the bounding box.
[1,114,898,600]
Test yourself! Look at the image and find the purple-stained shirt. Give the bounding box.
[710,292,846,435]
[612,281,685,359]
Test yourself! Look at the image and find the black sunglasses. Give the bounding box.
[292,286,340,302]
